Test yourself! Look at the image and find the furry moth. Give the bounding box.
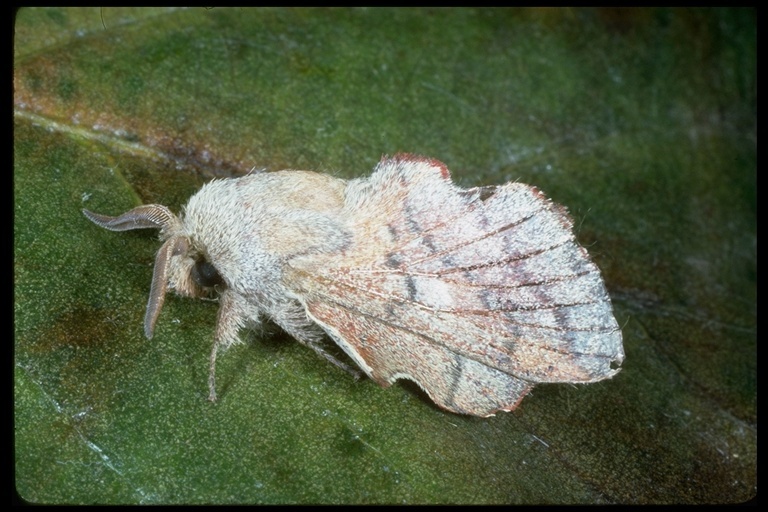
[83,154,624,417]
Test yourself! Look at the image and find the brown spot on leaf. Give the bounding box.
[29,305,128,353]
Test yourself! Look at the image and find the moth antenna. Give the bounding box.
[144,236,189,339]
[83,205,179,233]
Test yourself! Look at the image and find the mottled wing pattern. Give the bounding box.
[291,155,624,416]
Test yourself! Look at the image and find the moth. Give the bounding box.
[83,154,624,417]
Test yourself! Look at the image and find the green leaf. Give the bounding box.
[15,7,755,504]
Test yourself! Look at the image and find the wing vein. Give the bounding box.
[404,211,542,266]
[315,296,583,374]
[309,273,616,333]
[350,266,599,288]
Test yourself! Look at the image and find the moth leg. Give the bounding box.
[268,300,363,379]
[208,291,246,402]
[280,323,363,380]
[208,339,220,402]
[301,338,363,380]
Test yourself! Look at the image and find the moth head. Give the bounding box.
[83,205,224,339]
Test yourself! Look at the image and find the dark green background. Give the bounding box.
[14,7,755,504]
